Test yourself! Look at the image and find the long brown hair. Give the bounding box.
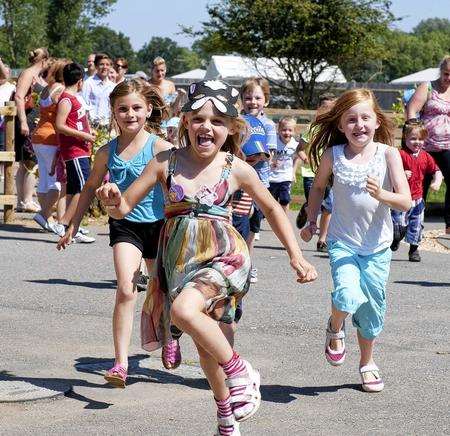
[178,112,247,157]
[109,78,169,137]
[308,88,394,171]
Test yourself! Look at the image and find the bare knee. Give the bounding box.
[170,298,198,329]
[116,283,137,304]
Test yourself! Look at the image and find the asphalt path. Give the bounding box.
[0,213,449,435]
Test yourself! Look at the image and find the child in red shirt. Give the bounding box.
[391,120,442,261]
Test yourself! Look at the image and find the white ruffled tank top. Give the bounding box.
[327,142,393,255]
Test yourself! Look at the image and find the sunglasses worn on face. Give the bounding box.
[115,64,127,69]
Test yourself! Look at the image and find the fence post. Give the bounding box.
[3,101,16,223]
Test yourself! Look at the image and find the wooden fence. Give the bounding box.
[0,102,17,223]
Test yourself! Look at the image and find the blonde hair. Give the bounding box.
[28,47,49,64]
[308,88,394,171]
[109,79,169,137]
[279,116,296,127]
[439,55,450,71]
[153,57,166,68]
[178,112,247,157]
[240,77,271,104]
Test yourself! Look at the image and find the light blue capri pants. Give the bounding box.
[328,240,392,340]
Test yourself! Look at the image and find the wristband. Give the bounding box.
[308,221,316,226]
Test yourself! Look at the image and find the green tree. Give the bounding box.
[90,25,136,70]
[136,36,200,76]
[46,0,117,63]
[0,0,47,67]
[413,18,450,36]
[194,0,394,107]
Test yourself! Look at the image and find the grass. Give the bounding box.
[289,171,446,211]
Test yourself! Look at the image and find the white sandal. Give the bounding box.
[226,360,261,423]
[214,415,241,436]
[360,364,384,392]
[325,317,346,366]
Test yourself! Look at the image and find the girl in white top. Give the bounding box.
[301,89,411,392]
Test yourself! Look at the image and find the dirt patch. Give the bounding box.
[420,229,450,254]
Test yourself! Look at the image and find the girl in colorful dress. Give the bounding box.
[57,79,181,387]
[301,89,411,392]
[96,80,317,435]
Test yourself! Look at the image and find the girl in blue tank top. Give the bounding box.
[57,79,181,387]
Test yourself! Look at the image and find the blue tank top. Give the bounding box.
[107,134,164,223]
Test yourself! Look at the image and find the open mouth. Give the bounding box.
[197,134,214,148]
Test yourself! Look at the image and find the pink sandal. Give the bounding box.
[104,364,127,388]
[325,317,346,366]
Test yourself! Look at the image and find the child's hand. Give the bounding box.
[95,182,121,207]
[291,257,318,283]
[404,170,412,180]
[300,222,317,242]
[57,224,76,250]
[366,176,381,199]
[298,150,308,164]
[430,181,441,191]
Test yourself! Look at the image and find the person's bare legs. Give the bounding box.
[59,193,79,226]
[220,322,237,348]
[37,189,60,220]
[318,210,332,244]
[111,243,142,369]
[281,203,289,214]
[56,183,67,222]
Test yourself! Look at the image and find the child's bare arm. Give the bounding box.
[234,159,317,283]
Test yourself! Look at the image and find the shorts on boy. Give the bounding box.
[391,198,425,245]
[109,218,164,259]
[322,187,333,213]
[303,176,314,202]
[232,213,250,241]
[65,157,90,195]
[269,181,291,206]
[249,206,264,234]
[327,240,391,340]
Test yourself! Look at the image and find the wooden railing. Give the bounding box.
[0,102,17,223]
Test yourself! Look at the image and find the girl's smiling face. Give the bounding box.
[184,101,235,159]
[339,101,380,148]
[405,128,425,154]
[113,92,151,134]
[242,86,266,116]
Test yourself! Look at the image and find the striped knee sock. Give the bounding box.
[220,351,248,410]
[215,396,234,435]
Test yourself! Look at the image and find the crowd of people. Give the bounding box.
[1,46,449,435]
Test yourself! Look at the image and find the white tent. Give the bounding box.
[171,69,206,80]
[390,68,439,85]
[204,55,347,83]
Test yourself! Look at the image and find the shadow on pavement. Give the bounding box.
[74,354,209,391]
[394,280,450,287]
[0,224,42,234]
[0,370,113,409]
[26,278,117,290]
[0,235,55,244]
[261,383,361,403]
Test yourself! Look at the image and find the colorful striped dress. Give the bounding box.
[141,150,251,351]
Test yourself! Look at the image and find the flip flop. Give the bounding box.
[104,364,127,388]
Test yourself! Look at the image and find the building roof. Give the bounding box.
[204,55,347,83]
[171,69,206,80]
[390,68,439,85]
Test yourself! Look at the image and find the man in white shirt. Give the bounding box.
[81,53,115,126]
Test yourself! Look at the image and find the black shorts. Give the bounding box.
[249,207,264,234]
[65,157,91,195]
[269,181,292,206]
[14,117,34,162]
[109,218,164,259]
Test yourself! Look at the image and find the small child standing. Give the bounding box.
[96,80,317,434]
[54,63,96,243]
[391,120,442,261]
[240,78,277,282]
[301,89,411,392]
[269,116,298,213]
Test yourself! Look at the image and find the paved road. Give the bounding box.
[0,214,449,435]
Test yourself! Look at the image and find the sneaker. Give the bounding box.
[317,241,328,253]
[33,213,52,232]
[73,231,95,243]
[296,202,308,229]
[49,222,66,237]
[408,250,421,262]
[254,232,260,241]
[136,273,149,292]
[17,200,40,213]
[78,226,90,235]
[249,268,258,283]
[161,338,182,370]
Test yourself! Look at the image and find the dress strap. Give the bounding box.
[166,148,178,189]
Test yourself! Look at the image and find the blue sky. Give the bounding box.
[101,0,450,50]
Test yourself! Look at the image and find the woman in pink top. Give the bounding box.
[408,56,450,234]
